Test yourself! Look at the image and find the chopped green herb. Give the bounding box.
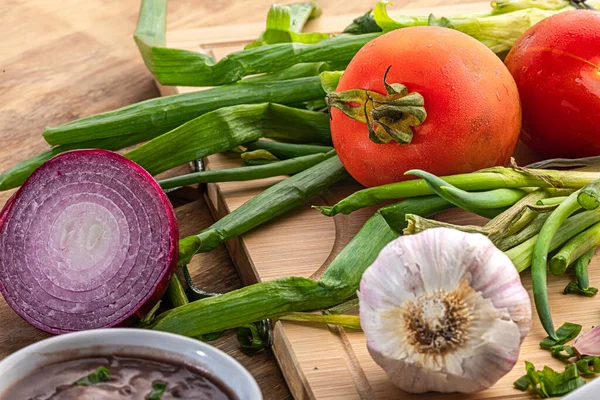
[513,374,530,391]
[197,331,222,342]
[540,322,582,350]
[146,381,167,400]
[564,281,599,297]
[550,345,577,361]
[515,361,586,398]
[237,323,269,350]
[74,367,110,386]
[576,356,600,375]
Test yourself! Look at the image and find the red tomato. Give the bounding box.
[505,10,600,158]
[329,26,522,187]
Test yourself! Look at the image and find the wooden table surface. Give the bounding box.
[0,0,474,398]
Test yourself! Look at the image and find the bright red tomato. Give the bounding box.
[505,10,600,158]
[329,26,522,187]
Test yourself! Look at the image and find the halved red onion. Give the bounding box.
[0,150,178,334]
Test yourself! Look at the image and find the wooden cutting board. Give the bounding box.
[163,2,600,398]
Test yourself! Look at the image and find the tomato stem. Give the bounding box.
[326,66,427,144]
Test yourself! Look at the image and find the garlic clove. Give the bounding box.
[574,325,600,357]
[358,228,532,394]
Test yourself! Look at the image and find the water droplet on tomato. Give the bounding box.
[496,91,501,101]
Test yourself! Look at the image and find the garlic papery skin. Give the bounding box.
[574,326,600,357]
[358,227,531,394]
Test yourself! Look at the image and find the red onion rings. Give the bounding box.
[0,150,178,334]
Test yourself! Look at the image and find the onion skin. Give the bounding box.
[0,150,178,334]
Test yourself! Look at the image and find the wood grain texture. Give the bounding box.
[164,1,600,399]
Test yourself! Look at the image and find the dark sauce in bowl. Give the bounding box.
[0,355,237,400]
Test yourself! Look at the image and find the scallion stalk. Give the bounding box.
[506,209,600,273]
[277,312,361,330]
[135,0,376,86]
[550,222,600,275]
[539,196,569,206]
[125,103,331,176]
[43,77,326,147]
[318,168,600,216]
[165,275,189,308]
[158,152,332,190]
[578,180,600,210]
[243,140,333,159]
[531,191,583,338]
[564,248,598,297]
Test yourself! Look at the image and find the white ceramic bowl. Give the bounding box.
[0,328,262,399]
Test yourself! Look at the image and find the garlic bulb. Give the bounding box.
[358,227,531,393]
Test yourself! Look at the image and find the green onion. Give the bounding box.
[237,323,270,350]
[506,209,600,272]
[550,345,577,361]
[147,381,167,400]
[125,103,331,176]
[135,0,377,86]
[158,152,331,190]
[74,367,110,386]
[404,214,486,236]
[277,312,361,330]
[495,212,550,251]
[406,169,524,216]
[246,2,328,49]
[240,149,279,162]
[564,248,598,297]
[318,167,600,216]
[550,222,600,275]
[531,191,582,338]
[244,159,280,166]
[577,356,600,375]
[538,196,568,206]
[343,10,383,34]
[177,154,345,266]
[513,375,530,391]
[377,196,453,232]
[515,360,586,397]
[0,77,327,192]
[539,322,582,350]
[243,140,333,159]
[0,134,147,192]
[372,0,591,54]
[165,275,189,308]
[43,76,325,147]
[578,179,600,210]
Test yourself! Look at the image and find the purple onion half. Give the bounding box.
[0,150,179,334]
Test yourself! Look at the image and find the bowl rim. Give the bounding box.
[0,328,262,399]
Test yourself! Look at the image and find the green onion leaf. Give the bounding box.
[550,345,577,360]
[134,0,376,86]
[241,149,279,162]
[147,381,167,400]
[513,374,530,391]
[74,367,110,386]
[540,322,582,350]
[342,10,383,34]
[246,2,329,49]
[237,323,269,350]
[577,356,600,375]
[519,361,587,398]
[125,103,331,176]
[564,282,599,297]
